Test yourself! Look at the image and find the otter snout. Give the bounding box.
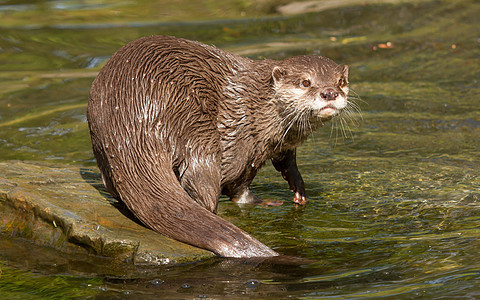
[320,88,339,100]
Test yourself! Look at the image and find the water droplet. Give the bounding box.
[245,279,259,289]
[151,279,164,286]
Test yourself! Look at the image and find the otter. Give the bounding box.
[87,35,350,258]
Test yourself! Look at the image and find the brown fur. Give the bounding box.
[87,35,349,258]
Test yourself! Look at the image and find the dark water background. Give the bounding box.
[1,0,479,298]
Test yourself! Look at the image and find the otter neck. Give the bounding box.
[221,60,284,150]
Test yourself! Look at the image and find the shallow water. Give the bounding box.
[1,0,480,298]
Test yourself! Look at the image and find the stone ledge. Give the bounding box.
[0,161,214,265]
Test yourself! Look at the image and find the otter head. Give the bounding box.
[272,55,349,121]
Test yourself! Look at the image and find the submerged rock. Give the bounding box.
[0,161,214,265]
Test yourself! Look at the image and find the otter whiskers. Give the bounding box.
[330,90,363,145]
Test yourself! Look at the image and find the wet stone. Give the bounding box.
[0,160,214,265]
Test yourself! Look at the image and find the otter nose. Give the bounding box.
[320,88,339,101]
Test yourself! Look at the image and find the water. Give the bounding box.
[1,0,479,298]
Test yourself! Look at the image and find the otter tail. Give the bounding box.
[97,153,277,258]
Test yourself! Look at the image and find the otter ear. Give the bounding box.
[342,65,349,79]
[272,66,287,84]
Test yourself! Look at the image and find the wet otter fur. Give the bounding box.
[87,35,350,258]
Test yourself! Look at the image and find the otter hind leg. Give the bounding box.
[179,156,221,213]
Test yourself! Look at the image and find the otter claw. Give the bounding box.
[293,192,307,205]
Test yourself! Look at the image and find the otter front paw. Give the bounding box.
[293,191,307,205]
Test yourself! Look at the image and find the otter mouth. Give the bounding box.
[320,105,337,111]
[317,105,340,118]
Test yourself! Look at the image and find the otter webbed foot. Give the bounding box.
[232,187,261,204]
[229,187,284,206]
[272,149,307,205]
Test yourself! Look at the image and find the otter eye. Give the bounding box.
[301,79,311,88]
[338,77,347,88]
